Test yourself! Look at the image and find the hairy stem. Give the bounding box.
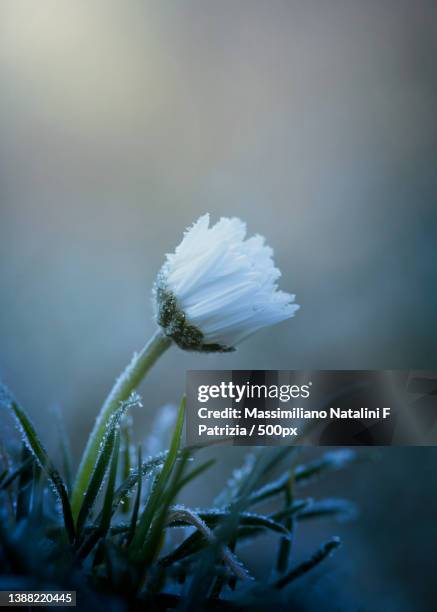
[71,330,172,520]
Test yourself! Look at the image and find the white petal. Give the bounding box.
[157,214,299,349]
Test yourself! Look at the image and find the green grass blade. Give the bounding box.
[2,392,75,543]
[125,446,143,546]
[16,445,33,520]
[0,456,33,490]
[92,451,170,527]
[160,529,241,567]
[76,401,131,537]
[120,417,132,514]
[167,509,290,537]
[273,537,341,588]
[171,458,215,496]
[207,449,296,565]
[131,396,186,554]
[270,499,312,522]
[216,500,311,545]
[258,447,298,480]
[161,509,293,568]
[54,407,73,495]
[276,479,294,573]
[140,449,190,567]
[225,447,298,511]
[294,498,358,522]
[167,507,252,582]
[30,462,44,521]
[162,500,311,564]
[99,430,120,534]
[245,472,290,508]
[75,432,120,560]
[110,452,168,514]
[76,427,116,537]
[153,397,186,493]
[76,430,122,561]
[294,449,357,485]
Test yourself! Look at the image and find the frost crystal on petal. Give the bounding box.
[153,214,299,351]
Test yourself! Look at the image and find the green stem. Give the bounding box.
[71,329,172,520]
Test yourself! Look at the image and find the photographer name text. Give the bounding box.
[195,382,390,439]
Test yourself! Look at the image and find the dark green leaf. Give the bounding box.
[276,479,294,573]
[77,431,121,560]
[76,427,116,537]
[258,447,298,480]
[76,394,138,539]
[161,509,292,568]
[140,450,190,566]
[172,458,215,495]
[1,390,75,543]
[16,445,33,520]
[131,396,186,555]
[274,537,341,588]
[54,407,73,495]
[0,456,33,491]
[125,446,143,547]
[294,449,357,484]
[120,417,132,514]
[110,452,168,515]
[245,472,291,508]
[271,499,312,522]
[295,498,357,522]
[168,509,290,538]
[100,429,120,534]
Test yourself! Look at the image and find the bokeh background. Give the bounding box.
[1,2,436,610]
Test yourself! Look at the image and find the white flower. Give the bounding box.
[154,214,300,352]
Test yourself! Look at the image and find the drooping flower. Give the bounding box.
[154,214,299,352]
[72,214,300,515]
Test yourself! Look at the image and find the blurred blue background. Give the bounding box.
[1,2,436,610]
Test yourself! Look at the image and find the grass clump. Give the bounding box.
[0,383,359,610]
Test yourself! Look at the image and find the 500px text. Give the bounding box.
[198,424,298,438]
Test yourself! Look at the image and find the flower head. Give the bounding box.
[154,214,299,352]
